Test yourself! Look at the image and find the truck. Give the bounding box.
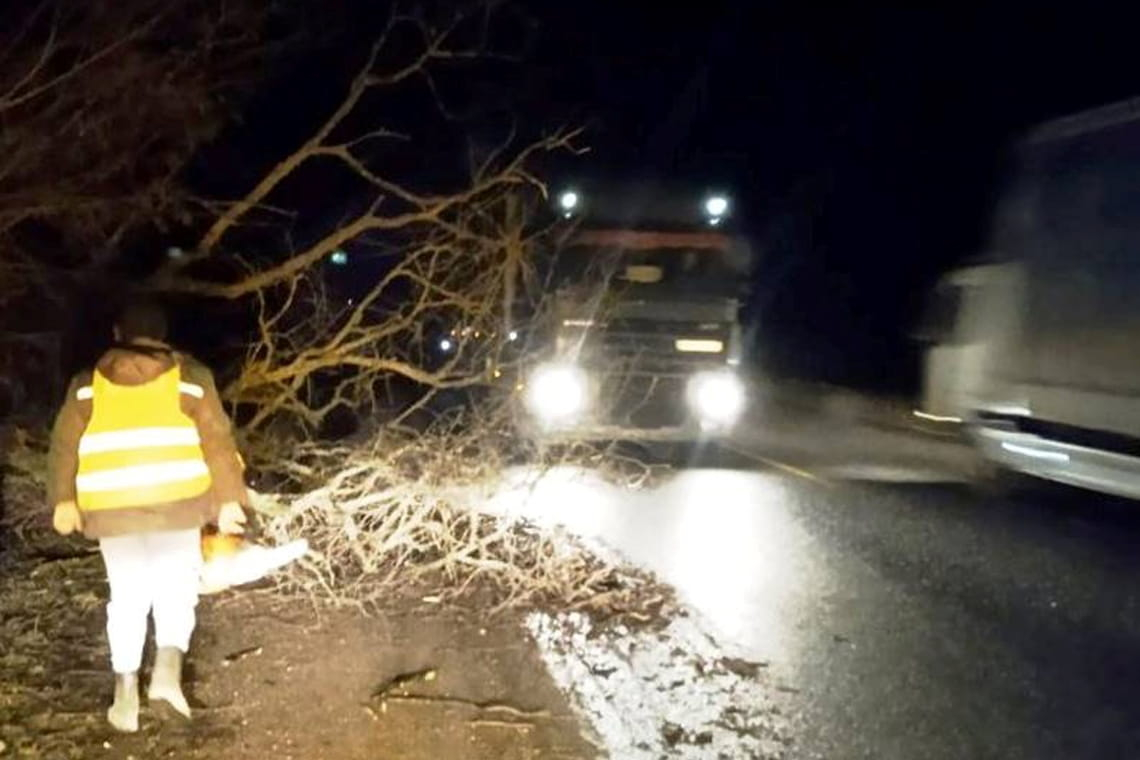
[920,97,1140,499]
[517,180,753,442]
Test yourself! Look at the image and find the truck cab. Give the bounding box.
[916,262,1020,422]
[518,181,752,441]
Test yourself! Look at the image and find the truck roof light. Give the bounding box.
[705,195,729,218]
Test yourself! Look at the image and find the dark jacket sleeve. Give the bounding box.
[46,374,90,507]
[181,357,248,516]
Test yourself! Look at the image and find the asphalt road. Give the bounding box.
[493,435,1140,759]
[734,468,1140,760]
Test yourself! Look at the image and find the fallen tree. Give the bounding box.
[1,3,667,619]
[152,6,651,614]
[247,414,669,618]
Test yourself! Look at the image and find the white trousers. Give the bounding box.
[98,529,202,674]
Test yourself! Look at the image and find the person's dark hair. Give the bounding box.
[114,300,168,342]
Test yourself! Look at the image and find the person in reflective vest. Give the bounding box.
[47,301,248,733]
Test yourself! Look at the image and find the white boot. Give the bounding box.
[107,672,140,732]
[147,647,191,719]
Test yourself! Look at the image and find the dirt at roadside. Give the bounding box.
[0,549,598,760]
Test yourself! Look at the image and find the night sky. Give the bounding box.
[195,2,1140,394]
[519,2,1140,391]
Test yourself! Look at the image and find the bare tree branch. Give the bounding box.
[167,129,578,299]
[190,9,484,258]
[0,0,271,309]
[0,8,163,112]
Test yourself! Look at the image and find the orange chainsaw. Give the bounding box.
[199,527,309,595]
[199,460,308,595]
[197,458,310,592]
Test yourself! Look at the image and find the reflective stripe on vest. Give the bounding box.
[77,461,211,492]
[76,365,212,512]
[78,426,202,455]
[76,382,204,401]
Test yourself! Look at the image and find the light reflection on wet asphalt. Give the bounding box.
[487,455,1140,759]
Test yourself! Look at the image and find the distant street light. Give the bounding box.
[330,250,349,266]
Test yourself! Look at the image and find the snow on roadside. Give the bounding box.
[464,464,794,756]
[526,609,792,759]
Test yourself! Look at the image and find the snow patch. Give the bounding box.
[526,610,792,759]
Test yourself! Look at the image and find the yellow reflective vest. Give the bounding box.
[75,365,213,512]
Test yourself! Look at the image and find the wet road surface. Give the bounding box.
[491,446,1140,759]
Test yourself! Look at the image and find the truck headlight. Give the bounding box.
[525,363,588,424]
[687,370,746,428]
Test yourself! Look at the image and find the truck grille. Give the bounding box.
[573,319,732,376]
[595,374,691,428]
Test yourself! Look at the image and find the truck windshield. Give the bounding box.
[551,246,744,299]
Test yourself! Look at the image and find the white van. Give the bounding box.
[922,98,1140,499]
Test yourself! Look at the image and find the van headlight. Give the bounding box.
[525,363,589,424]
[687,370,746,428]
